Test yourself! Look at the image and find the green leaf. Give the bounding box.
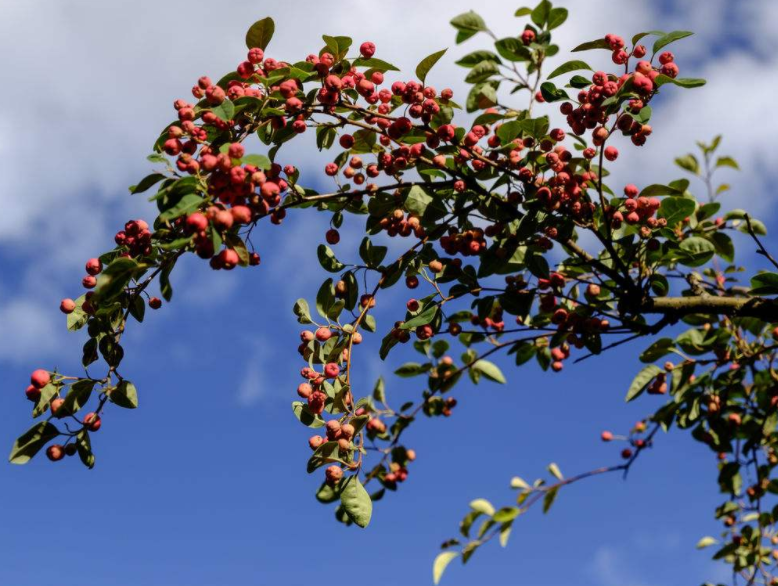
[499,521,513,547]
[293,299,313,324]
[450,11,487,33]
[674,154,699,174]
[640,184,684,197]
[456,50,502,68]
[654,75,706,89]
[130,173,166,195]
[242,154,271,170]
[547,462,563,480]
[740,218,767,236]
[94,257,140,302]
[317,244,346,273]
[353,57,400,72]
[245,17,275,50]
[640,338,675,363]
[67,294,88,331]
[433,551,459,585]
[62,379,96,416]
[340,475,372,528]
[321,35,352,60]
[678,237,715,267]
[292,401,325,428]
[9,421,59,464]
[710,232,734,263]
[510,476,530,490]
[696,536,718,549]
[416,48,448,83]
[750,272,778,296]
[472,360,506,383]
[405,185,434,216]
[716,156,739,170]
[110,380,139,409]
[531,0,551,26]
[211,100,235,122]
[653,30,693,54]
[395,362,429,378]
[494,38,532,62]
[547,60,591,79]
[469,498,495,516]
[359,237,387,268]
[539,82,569,103]
[658,197,695,226]
[571,38,611,52]
[492,507,520,523]
[32,383,58,418]
[547,7,568,29]
[542,486,559,513]
[464,60,499,84]
[400,304,438,330]
[465,83,498,112]
[626,365,662,402]
[372,377,386,404]
[159,193,204,221]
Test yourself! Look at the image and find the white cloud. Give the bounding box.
[0,0,775,366]
[587,545,659,586]
[0,297,64,364]
[236,336,282,406]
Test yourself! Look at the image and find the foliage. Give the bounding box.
[12,2,778,584]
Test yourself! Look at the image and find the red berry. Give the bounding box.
[325,229,340,245]
[359,42,376,58]
[325,465,343,484]
[604,146,619,161]
[324,363,340,379]
[31,369,50,389]
[50,397,65,417]
[601,431,613,442]
[60,299,76,314]
[85,258,103,276]
[84,413,101,432]
[25,385,41,402]
[148,297,162,310]
[46,445,65,462]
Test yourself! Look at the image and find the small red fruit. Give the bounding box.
[31,369,50,389]
[85,258,103,276]
[46,445,65,462]
[60,299,76,314]
[84,413,101,432]
[359,42,376,58]
[325,229,340,245]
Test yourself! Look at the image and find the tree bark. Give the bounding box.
[642,295,778,321]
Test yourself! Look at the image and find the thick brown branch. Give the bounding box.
[642,295,778,321]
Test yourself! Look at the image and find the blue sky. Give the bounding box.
[1,1,777,585]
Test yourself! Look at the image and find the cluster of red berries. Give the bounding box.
[559,34,681,153]
[600,420,649,460]
[609,184,666,234]
[376,209,426,239]
[59,227,165,315]
[22,369,101,461]
[115,219,153,258]
[440,227,488,257]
